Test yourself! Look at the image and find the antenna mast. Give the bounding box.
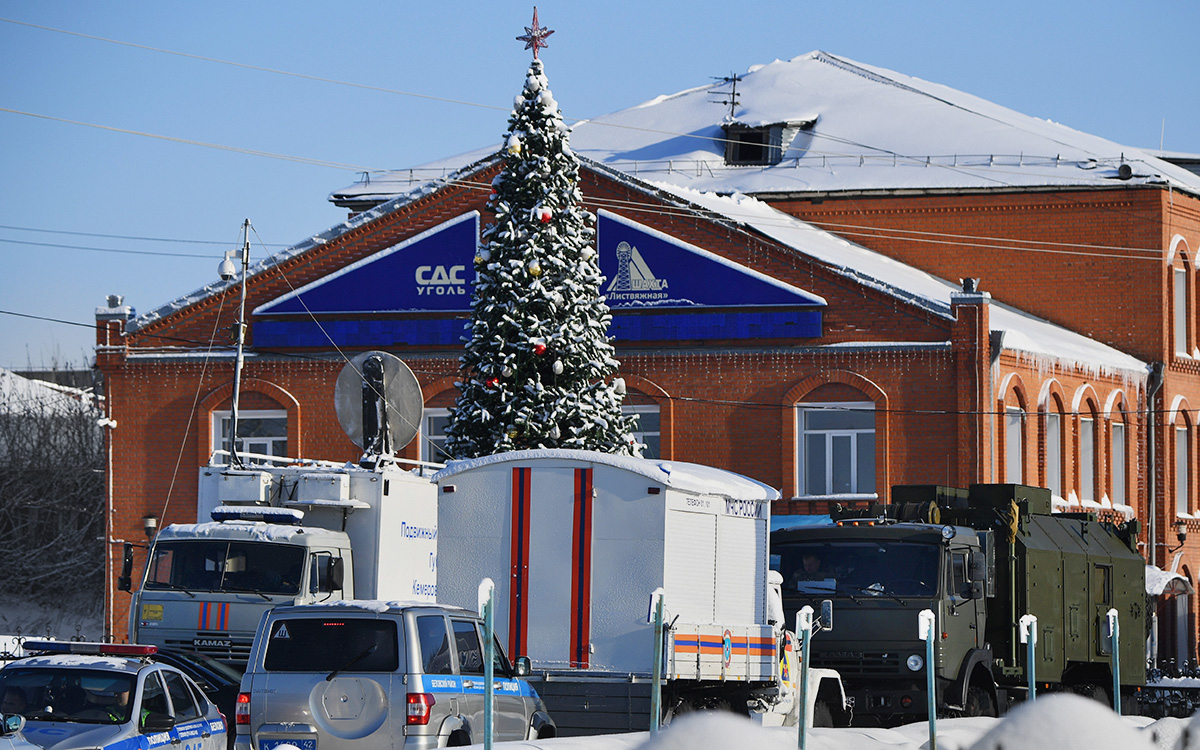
[226,219,251,469]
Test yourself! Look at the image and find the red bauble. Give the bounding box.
[486,377,500,388]
[534,343,547,355]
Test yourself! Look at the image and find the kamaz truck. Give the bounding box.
[771,483,1145,725]
[120,459,439,666]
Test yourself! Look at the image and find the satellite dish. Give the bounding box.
[334,350,424,453]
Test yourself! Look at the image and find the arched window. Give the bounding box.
[1079,402,1099,504]
[1044,396,1065,499]
[1110,414,1128,507]
[796,399,875,496]
[1171,235,1192,356]
[1177,419,1192,517]
[1005,406,1025,484]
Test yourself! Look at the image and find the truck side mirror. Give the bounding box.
[329,558,345,591]
[968,580,984,599]
[968,550,986,581]
[820,599,834,632]
[117,542,134,592]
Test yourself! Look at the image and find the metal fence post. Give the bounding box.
[1019,614,1038,701]
[919,609,937,750]
[478,578,495,750]
[797,606,813,750]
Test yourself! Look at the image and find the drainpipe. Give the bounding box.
[1148,362,1165,568]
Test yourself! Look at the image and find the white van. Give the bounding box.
[234,601,555,749]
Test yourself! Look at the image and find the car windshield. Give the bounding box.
[0,667,137,725]
[773,540,940,598]
[145,540,304,596]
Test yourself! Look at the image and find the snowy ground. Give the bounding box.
[463,694,1198,750]
[0,595,104,645]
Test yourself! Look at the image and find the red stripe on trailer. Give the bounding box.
[570,468,593,668]
[509,467,532,659]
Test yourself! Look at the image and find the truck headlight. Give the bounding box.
[906,654,924,672]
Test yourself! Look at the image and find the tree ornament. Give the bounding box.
[550,425,561,439]
[507,134,523,155]
[502,365,514,377]
[552,360,563,375]
[486,377,500,388]
[528,260,542,277]
[537,206,552,223]
[534,343,548,355]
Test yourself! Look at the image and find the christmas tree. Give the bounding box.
[445,37,638,459]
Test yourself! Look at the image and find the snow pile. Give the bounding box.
[968,694,1152,750]
[461,696,1197,749]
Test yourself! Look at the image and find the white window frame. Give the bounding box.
[211,409,288,458]
[1177,425,1190,517]
[420,408,450,464]
[1005,407,1024,484]
[623,404,661,459]
[1111,421,1126,507]
[1046,412,1062,498]
[796,401,876,498]
[1080,417,1095,504]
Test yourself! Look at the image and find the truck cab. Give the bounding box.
[772,520,994,725]
[128,518,352,665]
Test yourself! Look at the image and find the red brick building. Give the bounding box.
[97,51,1200,666]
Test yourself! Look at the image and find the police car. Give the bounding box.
[0,641,227,750]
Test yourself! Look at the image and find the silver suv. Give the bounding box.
[234,602,555,749]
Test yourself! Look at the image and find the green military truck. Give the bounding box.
[771,483,1145,725]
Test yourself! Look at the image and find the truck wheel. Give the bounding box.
[964,685,996,717]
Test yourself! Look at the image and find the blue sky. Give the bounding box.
[1,0,1197,371]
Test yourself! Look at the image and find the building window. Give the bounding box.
[797,402,875,496]
[212,409,287,458]
[1005,407,1024,483]
[420,408,450,463]
[1175,267,1188,355]
[1046,412,1062,497]
[1080,417,1095,503]
[1111,421,1126,507]
[1177,425,1190,516]
[624,405,661,459]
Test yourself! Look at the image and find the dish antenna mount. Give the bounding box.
[334,350,424,467]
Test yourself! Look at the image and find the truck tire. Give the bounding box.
[964,685,997,717]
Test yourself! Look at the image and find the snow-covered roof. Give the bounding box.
[1146,564,1195,596]
[157,520,347,544]
[432,448,780,502]
[334,51,1200,203]
[637,184,1148,379]
[0,367,97,415]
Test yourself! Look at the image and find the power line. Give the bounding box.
[0,106,376,172]
[0,237,219,259]
[0,223,289,247]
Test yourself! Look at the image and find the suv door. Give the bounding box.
[451,618,524,740]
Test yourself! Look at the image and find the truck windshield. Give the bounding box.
[145,540,305,596]
[773,540,939,598]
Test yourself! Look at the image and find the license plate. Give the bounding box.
[260,740,316,750]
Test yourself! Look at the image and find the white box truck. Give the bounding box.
[431,449,847,734]
[120,458,439,667]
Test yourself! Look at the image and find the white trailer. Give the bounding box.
[123,458,438,666]
[432,449,844,734]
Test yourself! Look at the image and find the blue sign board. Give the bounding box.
[255,213,478,316]
[252,210,824,349]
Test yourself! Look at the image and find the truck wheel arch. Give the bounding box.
[947,648,995,710]
[437,715,468,746]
